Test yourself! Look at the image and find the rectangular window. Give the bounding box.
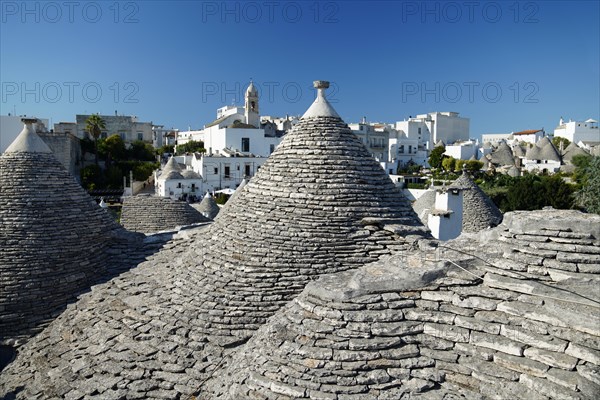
[245,164,251,177]
[213,167,218,174]
[224,165,231,179]
[241,137,250,152]
[418,128,421,134]
[137,131,144,141]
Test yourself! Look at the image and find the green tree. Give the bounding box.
[98,134,126,166]
[84,114,106,166]
[466,160,484,172]
[80,164,102,190]
[176,140,206,155]
[128,140,156,161]
[428,145,445,169]
[552,136,571,150]
[576,156,600,214]
[503,174,574,212]
[156,144,175,156]
[442,156,456,172]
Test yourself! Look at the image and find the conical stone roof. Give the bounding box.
[205,209,600,400]
[0,120,133,344]
[450,171,503,232]
[120,194,210,233]
[0,82,429,398]
[412,188,436,225]
[412,173,503,233]
[196,192,220,219]
[537,138,561,162]
[490,141,515,166]
[562,142,589,162]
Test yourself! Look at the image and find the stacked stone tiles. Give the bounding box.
[194,192,220,219]
[411,189,436,225]
[120,194,210,234]
[191,114,427,342]
[206,209,600,399]
[489,141,515,167]
[0,84,430,399]
[412,174,503,234]
[450,171,503,232]
[0,121,138,345]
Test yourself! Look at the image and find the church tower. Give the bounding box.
[244,81,259,128]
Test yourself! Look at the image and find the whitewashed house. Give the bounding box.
[554,117,599,144]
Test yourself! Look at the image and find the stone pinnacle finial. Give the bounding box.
[302,80,340,119]
[5,117,52,153]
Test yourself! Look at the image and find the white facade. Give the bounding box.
[522,159,561,174]
[512,129,545,145]
[348,120,390,162]
[481,133,512,145]
[444,140,479,160]
[554,118,599,144]
[1,115,49,153]
[75,114,153,145]
[428,188,463,241]
[176,82,286,157]
[152,125,178,148]
[167,153,268,192]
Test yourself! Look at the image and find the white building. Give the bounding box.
[152,125,178,148]
[444,140,480,160]
[428,187,464,241]
[393,111,470,169]
[176,82,286,158]
[348,119,390,162]
[554,117,599,144]
[522,136,562,174]
[554,117,600,143]
[481,133,513,145]
[1,115,49,153]
[512,129,545,145]
[155,157,204,200]
[75,114,153,145]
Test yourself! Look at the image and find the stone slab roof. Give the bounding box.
[0,125,152,346]
[412,174,503,233]
[120,194,211,234]
[195,192,220,219]
[451,172,503,232]
[490,141,515,167]
[204,209,600,400]
[0,84,430,399]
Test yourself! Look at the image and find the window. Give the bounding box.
[418,128,421,134]
[399,145,405,154]
[224,165,231,179]
[137,131,144,141]
[241,137,250,152]
[245,164,251,177]
[213,167,218,174]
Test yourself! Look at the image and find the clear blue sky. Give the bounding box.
[1,1,598,137]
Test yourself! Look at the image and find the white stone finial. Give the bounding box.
[5,118,52,153]
[302,80,340,119]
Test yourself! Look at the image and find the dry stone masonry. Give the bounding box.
[194,192,220,220]
[449,171,503,232]
[120,194,210,234]
[205,209,600,399]
[0,83,430,399]
[412,171,502,234]
[0,121,154,347]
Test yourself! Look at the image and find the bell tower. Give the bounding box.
[244,80,259,128]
